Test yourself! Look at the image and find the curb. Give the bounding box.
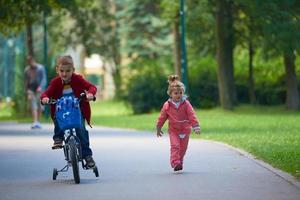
[207,140,300,190]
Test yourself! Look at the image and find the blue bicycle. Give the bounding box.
[47,93,99,184]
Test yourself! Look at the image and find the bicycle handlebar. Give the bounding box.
[42,93,96,105]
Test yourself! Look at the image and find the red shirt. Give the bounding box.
[41,73,97,126]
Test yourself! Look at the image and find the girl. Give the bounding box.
[156,75,200,171]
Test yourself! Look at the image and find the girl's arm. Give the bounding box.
[186,101,201,134]
[156,102,169,137]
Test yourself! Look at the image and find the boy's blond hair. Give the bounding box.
[56,55,74,68]
[167,75,185,96]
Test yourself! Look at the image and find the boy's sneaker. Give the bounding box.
[85,155,96,168]
[174,164,183,171]
[52,138,63,149]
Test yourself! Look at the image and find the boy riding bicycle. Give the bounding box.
[41,55,97,168]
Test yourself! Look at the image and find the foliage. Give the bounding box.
[188,56,219,108]
[250,0,300,54]
[117,0,172,60]
[124,60,170,114]
[186,0,216,56]
[0,0,73,36]
[1,0,300,111]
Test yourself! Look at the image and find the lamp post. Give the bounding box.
[43,11,50,118]
[179,0,189,94]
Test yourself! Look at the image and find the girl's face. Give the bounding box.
[170,88,183,102]
[56,65,74,83]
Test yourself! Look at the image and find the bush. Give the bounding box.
[188,56,219,108]
[255,82,285,105]
[125,67,169,114]
[235,76,287,105]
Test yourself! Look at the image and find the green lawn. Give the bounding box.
[1,101,299,179]
[91,102,300,179]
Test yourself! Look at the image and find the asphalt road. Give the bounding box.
[0,123,299,200]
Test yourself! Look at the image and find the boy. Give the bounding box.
[41,55,97,168]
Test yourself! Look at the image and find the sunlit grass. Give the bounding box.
[197,106,300,179]
[91,100,133,116]
[91,102,300,179]
[0,102,13,119]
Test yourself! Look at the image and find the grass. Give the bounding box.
[91,102,300,179]
[1,101,299,179]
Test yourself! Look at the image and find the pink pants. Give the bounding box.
[169,132,190,168]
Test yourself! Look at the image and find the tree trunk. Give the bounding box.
[26,22,34,57]
[283,50,300,110]
[111,0,122,99]
[248,39,256,104]
[215,0,236,109]
[172,19,182,80]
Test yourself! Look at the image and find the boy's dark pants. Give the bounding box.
[53,119,92,159]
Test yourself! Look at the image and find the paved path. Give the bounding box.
[0,123,299,200]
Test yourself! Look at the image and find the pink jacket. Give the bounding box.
[157,99,200,134]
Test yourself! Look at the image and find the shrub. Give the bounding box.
[188,56,219,108]
[125,68,168,114]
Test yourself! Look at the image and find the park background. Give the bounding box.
[0,0,299,179]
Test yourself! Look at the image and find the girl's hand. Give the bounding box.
[194,129,201,135]
[157,130,164,137]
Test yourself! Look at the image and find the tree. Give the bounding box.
[255,0,300,110]
[116,0,172,61]
[0,0,72,56]
[234,1,259,104]
[161,0,181,79]
[215,0,236,109]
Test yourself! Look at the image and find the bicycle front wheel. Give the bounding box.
[69,142,80,184]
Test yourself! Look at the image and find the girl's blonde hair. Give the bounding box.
[167,75,185,96]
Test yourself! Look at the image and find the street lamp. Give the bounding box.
[179,0,189,94]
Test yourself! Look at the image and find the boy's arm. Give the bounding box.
[79,75,97,95]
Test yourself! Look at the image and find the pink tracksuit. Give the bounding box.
[157,99,200,168]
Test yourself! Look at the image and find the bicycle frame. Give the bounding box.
[63,128,83,164]
[48,93,99,183]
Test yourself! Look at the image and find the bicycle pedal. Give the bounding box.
[52,145,63,150]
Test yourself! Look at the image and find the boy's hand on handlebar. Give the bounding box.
[41,97,50,104]
[86,93,95,101]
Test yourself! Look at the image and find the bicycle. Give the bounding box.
[46,93,99,184]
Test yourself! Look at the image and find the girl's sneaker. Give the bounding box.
[174,164,183,171]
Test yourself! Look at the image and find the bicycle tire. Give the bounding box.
[93,166,99,177]
[69,140,80,184]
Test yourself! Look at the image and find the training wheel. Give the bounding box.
[53,168,58,180]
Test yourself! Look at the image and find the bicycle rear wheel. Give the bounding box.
[69,141,80,184]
